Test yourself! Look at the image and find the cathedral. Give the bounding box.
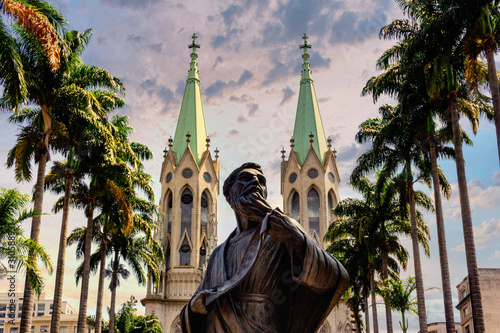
[141,34,353,333]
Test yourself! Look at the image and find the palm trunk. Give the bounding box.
[364,287,371,333]
[450,97,485,332]
[400,310,407,333]
[381,251,393,333]
[429,140,455,333]
[50,171,73,333]
[408,184,427,333]
[20,151,48,333]
[485,44,500,166]
[108,252,119,333]
[77,205,95,333]
[94,239,107,333]
[370,269,379,333]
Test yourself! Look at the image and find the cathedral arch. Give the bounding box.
[179,187,194,238]
[307,187,320,238]
[163,190,173,270]
[170,316,181,333]
[327,189,336,224]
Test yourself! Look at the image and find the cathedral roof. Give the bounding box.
[171,33,208,165]
[292,34,328,166]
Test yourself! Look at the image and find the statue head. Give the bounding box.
[223,162,267,209]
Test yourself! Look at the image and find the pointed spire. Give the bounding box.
[292,34,328,165]
[172,33,208,165]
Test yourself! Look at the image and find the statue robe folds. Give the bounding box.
[181,210,349,333]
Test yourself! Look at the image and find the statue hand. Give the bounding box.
[190,292,207,314]
[264,209,304,249]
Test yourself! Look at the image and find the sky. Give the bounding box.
[1,0,500,332]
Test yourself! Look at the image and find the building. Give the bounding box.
[0,292,77,333]
[426,322,462,333]
[141,34,351,333]
[280,34,349,333]
[141,33,219,333]
[456,268,500,333]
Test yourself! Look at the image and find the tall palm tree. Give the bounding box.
[0,187,52,291]
[352,104,435,333]
[44,70,124,333]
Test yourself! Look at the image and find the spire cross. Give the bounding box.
[281,147,286,161]
[206,137,210,149]
[163,147,168,157]
[186,131,191,143]
[333,147,337,158]
[214,147,219,160]
[299,33,311,54]
[189,33,200,53]
[168,137,173,148]
[327,137,332,150]
[290,137,295,148]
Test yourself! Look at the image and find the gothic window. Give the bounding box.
[165,191,173,270]
[308,188,320,238]
[179,236,191,266]
[181,188,193,238]
[317,323,329,333]
[173,321,181,333]
[199,239,207,269]
[201,192,209,232]
[291,192,300,223]
[328,190,334,223]
[167,193,173,233]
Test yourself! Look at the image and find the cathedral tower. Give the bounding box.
[142,34,219,333]
[281,34,340,247]
[280,35,351,333]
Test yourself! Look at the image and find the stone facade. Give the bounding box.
[456,268,500,333]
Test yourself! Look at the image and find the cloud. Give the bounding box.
[204,70,254,99]
[237,115,248,123]
[280,86,295,105]
[138,77,179,113]
[488,250,500,261]
[221,4,243,27]
[101,0,160,9]
[452,218,500,251]
[247,103,258,117]
[228,129,239,137]
[212,56,223,70]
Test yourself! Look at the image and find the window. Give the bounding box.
[73,327,77,333]
[173,321,181,333]
[37,313,44,317]
[291,192,300,223]
[199,192,210,268]
[465,325,470,333]
[180,189,193,238]
[38,304,45,312]
[0,305,5,311]
[10,328,18,333]
[49,304,53,310]
[463,306,469,316]
[59,326,68,333]
[179,237,191,266]
[17,313,21,318]
[0,320,4,325]
[40,326,49,332]
[0,328,3,333]
[18,305,22,311]
[30,327,34,333]
[307,189,320,238]
[0,314,5,318]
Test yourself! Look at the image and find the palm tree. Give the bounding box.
[43,69,124,333]
[352,103,435,333]
[0,0,65,110]
[0,188,52,292]
[378,277,418,333]
[106,226,162,333]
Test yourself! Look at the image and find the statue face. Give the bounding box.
[229,168,268,204]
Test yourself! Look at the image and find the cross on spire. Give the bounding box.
[189,33,200,53]
[300,33,311,54]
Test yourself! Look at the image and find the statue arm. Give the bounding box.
[264,209,348,294]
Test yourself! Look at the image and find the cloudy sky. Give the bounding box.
[1,0,499,332]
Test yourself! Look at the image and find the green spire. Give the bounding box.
[292,34,328,165]
[172,33,208,165]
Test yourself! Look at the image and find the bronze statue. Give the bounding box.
[181,163,349,333]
